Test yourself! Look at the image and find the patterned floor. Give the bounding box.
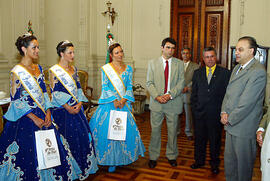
[87,111,262,181]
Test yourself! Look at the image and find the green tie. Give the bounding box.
[208,68,212,84]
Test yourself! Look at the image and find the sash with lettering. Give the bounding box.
[12,64,61,170]
[12,64,46,113]
[102,63,128,140]
[50,64,79,103]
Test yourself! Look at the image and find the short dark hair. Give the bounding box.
[15,34,37,56]
[238,36,258,56]
[181,47,191,53]
[161,37,176,47]
[56,41,74,57]
[203,47,217,56]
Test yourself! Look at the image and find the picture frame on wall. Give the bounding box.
[230,45,270,70]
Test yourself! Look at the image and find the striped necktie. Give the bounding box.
[207,67,212,84]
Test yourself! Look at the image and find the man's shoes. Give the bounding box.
[187,136,193,141]
[211,166,219,174]
[148,160,157,168]
[190,163,204,169]
[168,159,177,167]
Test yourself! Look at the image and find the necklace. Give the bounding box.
[21,63,35,71]
[112,63,123,70]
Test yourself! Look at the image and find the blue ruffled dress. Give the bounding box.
[50,65,98,180]
[89,65,145,166]
[0,65,81,181]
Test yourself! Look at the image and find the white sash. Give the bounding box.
[12,65,45,113]
[102,63,137,121]
[50,64,78,102]
[102,63,126,98]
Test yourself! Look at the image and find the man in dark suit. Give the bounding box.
[190,47,230,174]
[221,36,266,181]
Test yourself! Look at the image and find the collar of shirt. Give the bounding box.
[236,58,254,74]
[206,64,216,77]
[241,57,254,69]
[162,57,172,69]
[184,61,190,71]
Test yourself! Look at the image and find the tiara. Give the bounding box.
[61,40,71,46]
[109,39,117,47]
[22,32,32,38]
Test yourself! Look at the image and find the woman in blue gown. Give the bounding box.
[49,40,98,180]
[0,34,81,180]
[89,43,145,172]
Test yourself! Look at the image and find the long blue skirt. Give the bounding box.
[89,102,145,166]
[0,108,81,181]
[52,107,98,180]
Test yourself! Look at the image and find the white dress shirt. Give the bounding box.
[236,58,254,75]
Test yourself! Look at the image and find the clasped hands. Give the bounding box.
[182,87,190,93]
[256,131,263,147]
[114,98,127,109]
[220,112,229,125]
[64,102,82,115]
[30,110,52,129]
[155,94,171,104]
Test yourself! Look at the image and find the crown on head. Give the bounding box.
[61,40,71,46]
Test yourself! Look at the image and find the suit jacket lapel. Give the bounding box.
[158,57,165,89]
[202,67,208,85]
[185,62,192,77]
[209,66,220,87]
[170,58,177,84]
[230,58,256,83]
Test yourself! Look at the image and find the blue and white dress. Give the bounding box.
[0,64,81,181]
[50,65,98,180]
[89,64,145,166]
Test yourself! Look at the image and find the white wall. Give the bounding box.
[229,0,270,103]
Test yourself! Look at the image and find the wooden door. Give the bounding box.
[170,0,231,67]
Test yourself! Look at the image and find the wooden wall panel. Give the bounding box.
[177,14,194,59]
[171,0,230,67]
[205,13,223,64]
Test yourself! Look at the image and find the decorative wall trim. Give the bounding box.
[206,0,224,6]
[77,0,89,68]
[179,0,195,7]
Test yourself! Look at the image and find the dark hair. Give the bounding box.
[203,47,217,56]
[108,43,122,63]
[15,34,37,56]
[161,37,176,47]
[181,47,191,53]
[56,41,74,57]
[109,43,121,54]
[238,36,258,56]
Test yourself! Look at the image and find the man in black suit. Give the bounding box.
[190,47,230,174]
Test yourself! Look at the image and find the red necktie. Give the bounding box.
[164,60,169,94]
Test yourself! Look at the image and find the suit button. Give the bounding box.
[207,89,210,92]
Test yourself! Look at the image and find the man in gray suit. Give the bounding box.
[221,36,267,181]
[146,37,184,168]
[178,48,199,140]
